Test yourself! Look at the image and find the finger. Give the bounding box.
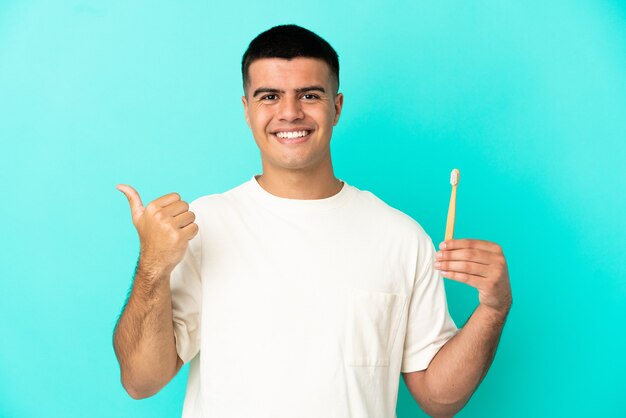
[434,260,489,278]
[152,192,182,208]
[173,210,196,228]
[161,200,190,218]
[435,248,492,265]
[440,270,482,287]
[116,184,145,223]
[439,238,503,254]
[181,222,199,240]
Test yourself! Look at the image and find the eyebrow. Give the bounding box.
[252,85,326,98]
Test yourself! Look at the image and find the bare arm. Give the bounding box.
[113,262,184,399]
[403,239,512,417]
[113,185,198,399]
[403,304,509,417]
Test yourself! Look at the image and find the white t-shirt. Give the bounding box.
[170,175,458,418]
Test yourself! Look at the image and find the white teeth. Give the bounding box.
[275,130,309,139]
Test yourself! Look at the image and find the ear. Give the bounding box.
[242,95,251,128]
[332,93,344,126]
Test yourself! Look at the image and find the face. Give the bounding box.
[242,57,344,175]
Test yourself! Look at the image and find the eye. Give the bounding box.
[261,94,278,101]
[302,93,320,100]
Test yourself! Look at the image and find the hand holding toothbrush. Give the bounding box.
[434,169,512,316]
[434,238,512,316]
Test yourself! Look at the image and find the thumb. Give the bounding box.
[116,184,145,224]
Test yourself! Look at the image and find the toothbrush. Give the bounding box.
[445,169,460,241]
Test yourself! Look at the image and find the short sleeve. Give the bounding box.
[170,225,203,364]
[401,239,458,373]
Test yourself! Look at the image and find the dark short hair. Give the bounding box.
[241,24,340,95]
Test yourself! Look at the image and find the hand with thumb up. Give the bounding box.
[116,184,199,277]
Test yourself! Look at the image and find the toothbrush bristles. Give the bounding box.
[450,168,460,186]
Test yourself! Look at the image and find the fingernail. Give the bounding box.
[439,242,447,250]
[434,261,441,268]
[435,251,442,259]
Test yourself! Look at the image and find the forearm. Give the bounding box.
[423,304,509,415]
[113,262,180,399]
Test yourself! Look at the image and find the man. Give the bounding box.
[113,24,512,418]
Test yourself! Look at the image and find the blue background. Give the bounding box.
[1,1,625,417]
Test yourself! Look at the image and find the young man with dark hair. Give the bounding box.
[114,24,512,418]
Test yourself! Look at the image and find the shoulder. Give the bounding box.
[346,183,432,244]
[188,179,251,211]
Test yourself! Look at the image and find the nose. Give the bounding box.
[277,95,304,122]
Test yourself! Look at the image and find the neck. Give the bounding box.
[256,163,343,200]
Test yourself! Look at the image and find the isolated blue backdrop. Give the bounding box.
[1,1,625,417]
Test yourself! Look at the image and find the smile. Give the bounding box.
[274,130,310,139]
[272,130,312,144]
